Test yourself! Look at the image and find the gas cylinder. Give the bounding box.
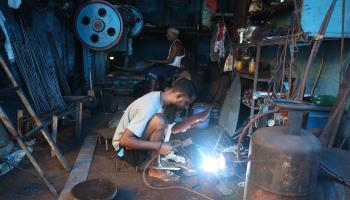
[244,110,321,200]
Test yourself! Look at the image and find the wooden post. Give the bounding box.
[51,115,58,158]
[75,103,83,137]
[17,109,24,137]
[0,55,71,171]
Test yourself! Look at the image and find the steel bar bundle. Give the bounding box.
[9,25,66,113]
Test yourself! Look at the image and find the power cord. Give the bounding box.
[142,152,215,200]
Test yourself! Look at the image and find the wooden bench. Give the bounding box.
[96,127,116,151]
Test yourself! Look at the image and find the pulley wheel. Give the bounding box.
[117,5,143,38]
[75,0,123,51]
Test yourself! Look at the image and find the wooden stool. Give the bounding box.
[96,127,116,151]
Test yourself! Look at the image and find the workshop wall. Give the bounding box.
[259,40,350,96]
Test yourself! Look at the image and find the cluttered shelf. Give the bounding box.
[248,2,293,20]
[236,32,309,48]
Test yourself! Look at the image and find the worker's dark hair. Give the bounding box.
[172,78,197,99]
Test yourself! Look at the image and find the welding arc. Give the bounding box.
[142,154,215,200]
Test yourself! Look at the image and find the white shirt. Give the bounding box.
[112,92,164,151]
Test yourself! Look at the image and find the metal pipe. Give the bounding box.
[0,54,72,171]
[298,0,337,100]
[340,0,345,82]
[248,44,261,134]
[237,109,280,160]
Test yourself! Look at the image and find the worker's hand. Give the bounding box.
[159,142,173,155]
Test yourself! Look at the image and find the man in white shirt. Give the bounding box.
[147,27,186,91]
[112,79,196,182]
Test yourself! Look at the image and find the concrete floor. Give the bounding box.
[0,110,245,200]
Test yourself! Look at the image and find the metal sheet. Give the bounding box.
[320,148,350,181]
[301,0,350,38]
[218,75,241,136]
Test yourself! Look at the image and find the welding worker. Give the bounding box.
[112,79,203,182]
[147,26,186,91]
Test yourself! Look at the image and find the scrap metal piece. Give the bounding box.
[218,74,241,136]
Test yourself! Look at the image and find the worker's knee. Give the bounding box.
[149,114,167,131]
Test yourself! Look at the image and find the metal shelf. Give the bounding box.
[239,73,270,83]
[236,32,309,48]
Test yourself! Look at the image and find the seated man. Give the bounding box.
[147,27,185,91]
[112,79,197,182]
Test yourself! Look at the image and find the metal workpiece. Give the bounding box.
[244,126,321,200]
[316,148,350,200]
[315,174,350,200]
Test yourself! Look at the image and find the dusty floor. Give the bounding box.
[0,110,245,200]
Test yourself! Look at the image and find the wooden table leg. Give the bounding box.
[75,103,83,137]
[51,115,58,158]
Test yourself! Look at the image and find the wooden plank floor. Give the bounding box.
[58,135,97,200]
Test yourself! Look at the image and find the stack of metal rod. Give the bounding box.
[9,26,66,113]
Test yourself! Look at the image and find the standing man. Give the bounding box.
[112,79,197,182]
[147,27,186,91]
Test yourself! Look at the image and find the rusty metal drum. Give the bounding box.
[244,126,321,200]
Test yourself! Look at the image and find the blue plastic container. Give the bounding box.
[306,111,330,129]
[192,104,211,129]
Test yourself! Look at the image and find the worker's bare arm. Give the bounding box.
[120,128,160,150]
[119,128,172,154]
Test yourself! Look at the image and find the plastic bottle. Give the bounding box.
[312,95,336,106]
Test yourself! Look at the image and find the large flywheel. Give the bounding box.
[75,0,123,51]
[117,5,144,38]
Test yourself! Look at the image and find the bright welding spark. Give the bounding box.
[200,153,226,173]
[109,56,115,60]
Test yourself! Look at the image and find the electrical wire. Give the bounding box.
[142,153,215,200]
[236,109,280,160]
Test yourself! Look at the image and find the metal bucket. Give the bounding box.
[70,179,117,200]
